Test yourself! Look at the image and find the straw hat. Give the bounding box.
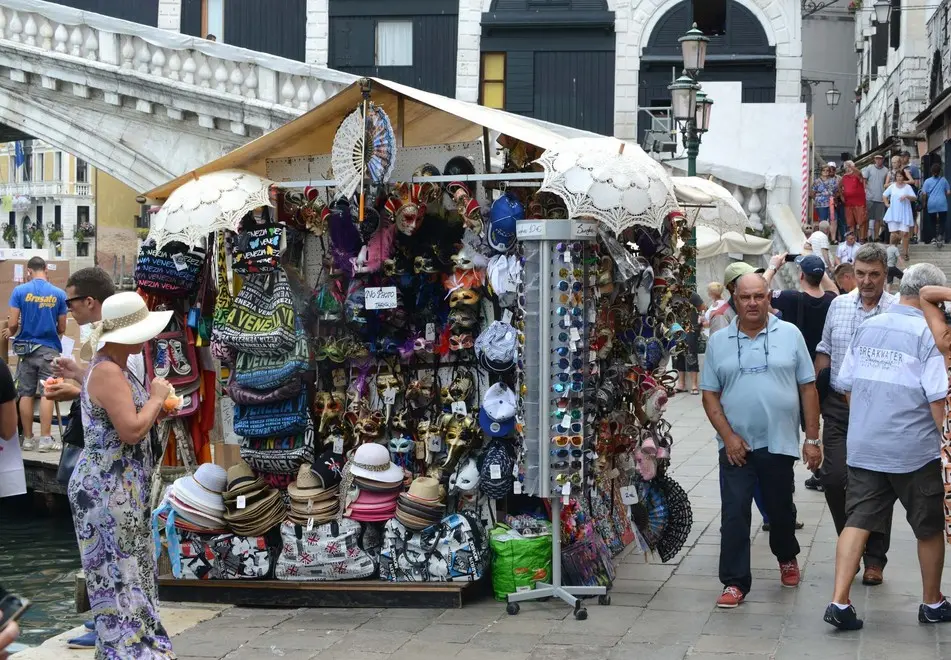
[171,464,227,517]
[223,462,268,498]
[81,292,173,360]
[287,464,329,500]
[403,477,443,504]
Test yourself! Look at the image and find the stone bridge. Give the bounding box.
[0,0,355,193]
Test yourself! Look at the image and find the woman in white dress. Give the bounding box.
[883,169,918,261]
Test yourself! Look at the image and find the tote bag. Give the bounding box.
[379,513,488,583]
[217,269,297,356]
[232,222,283,275]
[135,242,206,297]
[234,391,310,438]
[232,325,310,390]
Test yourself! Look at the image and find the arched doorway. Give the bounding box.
[638,0,775,144]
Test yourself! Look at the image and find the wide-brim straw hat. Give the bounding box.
[404,477,444,504]
[348,443,404,483]
[353,476,404,493]
[224,461,269,498]
[224,489,282,521]
[397,495,445,518]
[171,469,226,517]
[396,508,440,531]
[169,492,226,529]
[81,291,173,360]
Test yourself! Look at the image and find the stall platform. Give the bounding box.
[158,576,485,609]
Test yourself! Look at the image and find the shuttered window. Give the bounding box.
[481,53,506,109]
[871,22,888,71]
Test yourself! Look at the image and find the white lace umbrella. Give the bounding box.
[147,170,274,249]
[672,176,750,235]
[535,138,679,235]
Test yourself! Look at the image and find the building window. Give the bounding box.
[22,145,32,183]
[76,242,89,257]
[34,153,44,182]
[35,205,42,227]
[76,158,88,183]
[944,7,949,44]
[203,0,224,42]
[54,152,62,181]
[375,21,413,66]
[21,216,31,249]
[7,156,13,183]
[77,205,90,226]
[54,205,61,231]
[480,53,506,110]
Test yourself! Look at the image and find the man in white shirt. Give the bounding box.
[863,154,889,240]
[807,221,832,270]
[835,231,861,266]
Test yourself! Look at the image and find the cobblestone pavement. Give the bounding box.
[168,394,951,660]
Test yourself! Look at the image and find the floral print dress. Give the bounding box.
[68,354,174,659]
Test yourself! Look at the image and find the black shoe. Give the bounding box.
[824,603,864,630]
[762,522,770,531]
[805,476,824,492]
[918,599,951,623]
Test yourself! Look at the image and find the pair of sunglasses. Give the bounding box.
[553,435,583,447]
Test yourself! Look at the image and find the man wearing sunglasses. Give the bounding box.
[701,274,821,609]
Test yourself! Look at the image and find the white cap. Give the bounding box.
[479,382,517,437]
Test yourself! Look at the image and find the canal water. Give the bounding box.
[0,494,83,647]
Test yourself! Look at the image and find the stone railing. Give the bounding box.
[0,0,356,133]
[0,180,67,197]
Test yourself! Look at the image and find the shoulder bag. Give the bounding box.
[234,391,310,438]
[232,324,310,390]
[379,512,488,583]
[232,221,283,275]
[217,269,297,357]
[275,519,375,581]
[135,241,206,297]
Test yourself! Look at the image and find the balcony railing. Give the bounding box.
[0,181,66,197]
[74,183,91,196]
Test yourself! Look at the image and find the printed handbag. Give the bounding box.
[589,488,625,556]
[379,512,488,583]
[561,524,616,589]
[239,423,315,475]
[210,533,276,579]
[173,529,220,580]
[233,324,310,390]
[228,374,303,406]
[234,391,309,438]
[217,270,297,357]
[135,241,206,297]
[275,519,376,581]
[144,312,200,388]
[232,222,283,275]
[211,231,237,364]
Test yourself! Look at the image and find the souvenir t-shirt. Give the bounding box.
[841,173,866,207]
[9,279,67,352]
[923,176,951,213]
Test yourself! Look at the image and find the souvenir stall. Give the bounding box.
[141,78,697,614]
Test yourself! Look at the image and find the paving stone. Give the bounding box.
[388,639,465,660]
[313,650,388,660]
[607,642,690,660]
[620,610,709,645]
[484,617,557,635]
[774,637,860,660]
[469,631,543,653]
[242,630,344,652]
[692,633,780,654]
[329,629,412,655]
[454,650,529,660]
[701,611,786,638]
[544,634,622,647]
[224,648,317,660]
[647,586,720,613]
[528,644,616,660]
[357,616,432,633]
[415,622,485,643]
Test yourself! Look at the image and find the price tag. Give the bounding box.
[451,401,467,415]
[569,341,578,354]
[513,481,523,494]
[501,309,513,325]
[332,436,344,454]
[620,485,639,505]
[513,462,520,477]
[589,350,597,362]
[560,415,571,429]
[564,250,572,264]
[562,482,571,496]
[306,517,315,532]
[562,495,570,505]
[428,435,443,453]
[382,387,397,405]
[415,441,426,460]
[490,464,502,480]
[236,495,247,509]
[364,286,398,310]
[47,263,57,271]
[171,253,188,271]
[516,221,545,239]
[571,220,597,239]
[570,328,581,342]
[425,323,436,341]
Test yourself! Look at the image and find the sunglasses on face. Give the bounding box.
[65,295,89,308]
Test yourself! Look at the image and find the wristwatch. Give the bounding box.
[804,438,822,446]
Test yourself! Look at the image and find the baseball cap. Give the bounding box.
[723,262,765,286]
[795,254,826,276]
[475,321,518,373]
[488,193,523,254]
[826,161,837,169]
[479,383,517,437]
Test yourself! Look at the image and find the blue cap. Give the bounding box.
[488,193,523,253]
[795,254,826,275]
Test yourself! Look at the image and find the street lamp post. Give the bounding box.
[668,24,711,292]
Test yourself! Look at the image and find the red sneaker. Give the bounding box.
[716,586,745,608]
[780,560,801,588]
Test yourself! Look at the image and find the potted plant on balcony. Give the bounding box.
[30,225,45,249]
[75,220,94,256]
[48,226,63,257]
[3,223,16,248]
[848,0,861,14]
[862,76,870,93]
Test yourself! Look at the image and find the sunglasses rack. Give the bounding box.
[507,218,607,620]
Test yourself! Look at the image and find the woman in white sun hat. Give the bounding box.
[67,291,176,659]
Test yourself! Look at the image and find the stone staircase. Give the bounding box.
[907,243,951,277]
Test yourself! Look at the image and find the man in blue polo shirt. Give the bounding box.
[701,273,822,609]
[6,257,67,452]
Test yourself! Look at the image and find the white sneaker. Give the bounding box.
[49,438,63,452]
[37,436,55,452]
[21,436,37,451]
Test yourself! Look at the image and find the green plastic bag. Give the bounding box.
[489,523,553,601]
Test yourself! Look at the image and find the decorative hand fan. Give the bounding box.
[331,103,397,201]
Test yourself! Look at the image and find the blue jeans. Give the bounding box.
[719,448,800,594]
[816,206,831,222]
[720,470,769,522]
[836,204,847,240]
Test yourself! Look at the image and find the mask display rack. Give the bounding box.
[506,218,608,621]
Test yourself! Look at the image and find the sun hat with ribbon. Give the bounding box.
[81,291,173,360]
[171,463,227,517]
[337,443,404,519]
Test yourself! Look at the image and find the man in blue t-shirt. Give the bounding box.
[921,162,951,246]
[6,257,67,452]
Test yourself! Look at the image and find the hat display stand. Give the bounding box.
[504,219,607,621]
